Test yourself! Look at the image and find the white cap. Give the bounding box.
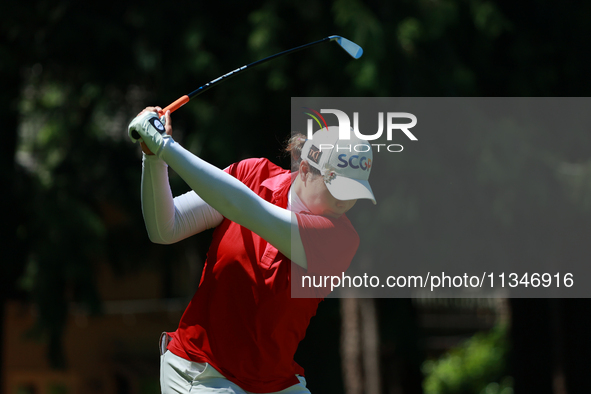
[300,126,376,205]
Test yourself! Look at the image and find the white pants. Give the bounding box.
[160,350,311,394]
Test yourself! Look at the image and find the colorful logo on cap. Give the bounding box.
[303,107,328,132]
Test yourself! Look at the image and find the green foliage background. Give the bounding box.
[423,324,511,394]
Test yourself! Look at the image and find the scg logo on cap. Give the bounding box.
[337,154,372,171]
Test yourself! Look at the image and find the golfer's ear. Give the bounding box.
[299,160,310,179]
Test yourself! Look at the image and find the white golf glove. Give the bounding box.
[128,111,168,156]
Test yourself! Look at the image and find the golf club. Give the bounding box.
[131,35,363,140]
[156,35,362,118]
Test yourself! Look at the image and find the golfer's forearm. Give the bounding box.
[141,155,177,243]
[160,138,275,224]
[141,154,222,244]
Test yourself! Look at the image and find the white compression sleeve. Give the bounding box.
[158,136,307,268]
[141,154,224,244]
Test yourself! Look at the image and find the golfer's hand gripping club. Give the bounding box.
[128,111,168,156]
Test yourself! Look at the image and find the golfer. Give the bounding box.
[128,107,376,394]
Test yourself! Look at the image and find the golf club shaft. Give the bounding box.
[157,37,335,118]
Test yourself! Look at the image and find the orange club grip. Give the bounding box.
[158,95,190,118]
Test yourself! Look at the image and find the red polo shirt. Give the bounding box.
[167,158,359,393]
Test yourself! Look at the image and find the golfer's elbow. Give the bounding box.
[146,228,174,245]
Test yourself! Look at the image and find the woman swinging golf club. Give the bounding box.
[128,106,376,394]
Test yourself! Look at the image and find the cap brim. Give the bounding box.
[325,176,377,205]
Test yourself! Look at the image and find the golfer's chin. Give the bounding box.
[321,209,345,219]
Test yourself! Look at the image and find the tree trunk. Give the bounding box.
[341,298,362,394]
[341,298,382,394]
[360,298,381,394]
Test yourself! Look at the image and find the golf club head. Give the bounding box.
[329,36,363,59]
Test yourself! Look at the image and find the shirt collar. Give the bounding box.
[261,171,297,207]
[261,171,297,192]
